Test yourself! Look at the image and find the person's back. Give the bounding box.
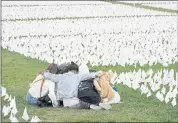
[78,78,101,104]
[28,75,52,98]
[78,66,101,105]
[55,72,81,100]
[27,75,47,105]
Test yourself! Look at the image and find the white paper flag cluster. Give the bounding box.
[1,85,40,122]
[115,69,177,105]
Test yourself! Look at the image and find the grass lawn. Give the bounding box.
[1,49,178,122]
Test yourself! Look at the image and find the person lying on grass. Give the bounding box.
[26,63,59,107]
[40,62,112,110]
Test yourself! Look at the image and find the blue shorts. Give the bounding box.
[26,93,38,105]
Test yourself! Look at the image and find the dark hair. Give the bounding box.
[38,63,58,75]
[57,63,70,74]
[67,61,79,72]
[46,63,58,74]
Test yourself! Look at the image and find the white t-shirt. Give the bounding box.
[28,75,58,107]
[28,79,53,98]
[28,75,55,98]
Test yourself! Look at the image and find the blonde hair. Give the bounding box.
[97,72,115,102]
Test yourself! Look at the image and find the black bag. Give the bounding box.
[78,78,101,105]
[37,95,52,107]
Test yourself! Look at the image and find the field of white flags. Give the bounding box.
[1,1,178,122]
[2,3,177,66]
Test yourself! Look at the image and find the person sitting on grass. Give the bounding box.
[78,64,120,106]
[75,64,112,110]
[41,62,112,110]
[26,63,59,107]
[94,72,120,104]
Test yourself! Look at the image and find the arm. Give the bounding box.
[93,78,102,93]
[93,78,109,103]
[79,72,100,82]
[48,82,59,107]
[43,71,63,83]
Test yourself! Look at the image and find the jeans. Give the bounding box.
[26,93,38,105]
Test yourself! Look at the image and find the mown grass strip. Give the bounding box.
[105,0,178,14]
[2,4,110,7]
[2,14,176,22]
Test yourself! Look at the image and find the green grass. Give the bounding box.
[106,0,178,14]
[1,49,178,122]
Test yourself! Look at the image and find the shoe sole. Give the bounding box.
[90,105,102,110]
[99,103,112,110]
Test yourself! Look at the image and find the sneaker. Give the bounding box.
[99,103,112,110]
[90,105,102,110]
